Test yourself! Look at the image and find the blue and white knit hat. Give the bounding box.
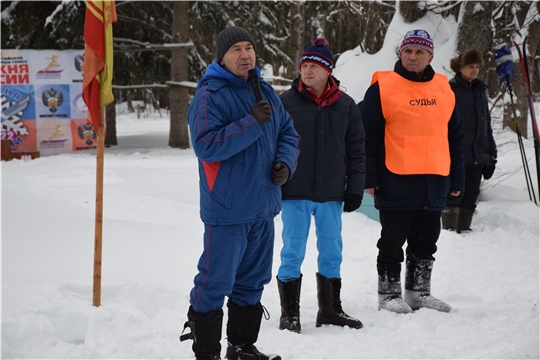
[400,29,434,54]
[299,38,333,73]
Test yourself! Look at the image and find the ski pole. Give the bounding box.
[505,76,538,204]
[514,39,540,201]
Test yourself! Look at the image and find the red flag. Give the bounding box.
[82,0,117,130]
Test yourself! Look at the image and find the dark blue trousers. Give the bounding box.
[190,220,275,313]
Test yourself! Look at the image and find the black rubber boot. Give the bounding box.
[315,273,363,329]
[456,208,474,233]
[225,300,281,360]
[404,256,451,313]
[180,306,223,360]
[377,262,412,314]
[276,275,302,333]
[441,207,459,230]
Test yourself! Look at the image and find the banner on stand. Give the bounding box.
[1,49,97,155]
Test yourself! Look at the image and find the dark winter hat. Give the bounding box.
[450,49,484,73]
[400,29,434,54]
[215,26,256,61]
[299,38,333,73]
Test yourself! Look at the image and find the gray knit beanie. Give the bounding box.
[215,26,256,61]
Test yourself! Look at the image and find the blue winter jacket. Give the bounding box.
[188,61,300,225]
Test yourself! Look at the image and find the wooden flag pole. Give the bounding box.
[93,107,105,307]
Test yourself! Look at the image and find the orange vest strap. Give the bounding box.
[375,71,455,176]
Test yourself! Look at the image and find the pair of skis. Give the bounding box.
[509,37,539,205]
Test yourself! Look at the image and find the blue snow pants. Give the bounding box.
[277,200,343,281]
[190,220,275,313]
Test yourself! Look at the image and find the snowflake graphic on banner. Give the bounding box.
[1,94,30,136]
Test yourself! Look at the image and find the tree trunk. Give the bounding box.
[288,0,303,79]
[169,1,190,149]
[399,1,426,24]
[456,1,495,82]
[503,63,529,138]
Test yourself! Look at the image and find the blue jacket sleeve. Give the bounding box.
[188,84,263,163]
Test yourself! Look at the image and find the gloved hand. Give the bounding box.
[271,162,289,186]
[250,100,272,126]
[483,158,497,180]
[343,193,362,212]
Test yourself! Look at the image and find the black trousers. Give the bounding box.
[377,210,441,265]
[446,165,484,210]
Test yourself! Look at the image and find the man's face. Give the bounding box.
[460,63,481,83]
[220,41,256,80]
[300,62,330,91]
[400,45,433,75]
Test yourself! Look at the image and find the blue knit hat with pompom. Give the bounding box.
[299,38,333,73]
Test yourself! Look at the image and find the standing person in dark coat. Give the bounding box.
[180,26,299,360]
[442,49,497,233]
[361,29,464,314]
[276,38,366,333]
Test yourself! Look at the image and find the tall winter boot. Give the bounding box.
[225,300,281,360]
[315,273,363,329]
[441,207,459,231]
[404,256,451,313]
[276,275,302,333]
[456,208,474,233]
[377,262,413,314]
[180,306,223,360]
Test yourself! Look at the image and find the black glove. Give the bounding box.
[271,162,289,186]
[343,193,362,212]
[483,158,497,180]
[250,100,272,126]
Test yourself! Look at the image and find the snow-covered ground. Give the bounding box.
[2,9,539,360]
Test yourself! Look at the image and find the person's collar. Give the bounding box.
[394,60,435,82]
[299,80,331,104]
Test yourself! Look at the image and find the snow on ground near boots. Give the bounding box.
[2,113,538,359]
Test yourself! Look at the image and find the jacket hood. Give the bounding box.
[196,61,262,91]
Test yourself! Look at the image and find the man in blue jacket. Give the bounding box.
[180,26,299,360]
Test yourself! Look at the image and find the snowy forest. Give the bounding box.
[1,0,539,147]
[2,2,540,358]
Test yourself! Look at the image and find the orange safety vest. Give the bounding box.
[372,71,455,176]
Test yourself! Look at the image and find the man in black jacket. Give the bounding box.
[362,29,464,314]
[442,49,497,233]
[276,38,366,333]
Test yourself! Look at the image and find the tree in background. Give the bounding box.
[169,1,190,149]
[1,0,539,145]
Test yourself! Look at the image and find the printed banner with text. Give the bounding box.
[1,49,97,155]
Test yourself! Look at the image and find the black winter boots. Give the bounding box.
[442,207,474,233]
[315,273,363,329]
[180,306,223,360]
[441,207,459,230]
[377,262,412,314]
[456,208,474,233]
[225,300,281,360]
[404,256,451,313]
[276,275,301,333]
